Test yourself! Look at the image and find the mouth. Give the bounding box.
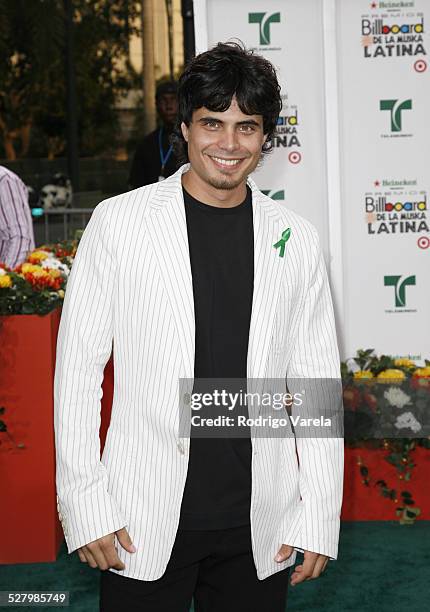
[207,155,246,171]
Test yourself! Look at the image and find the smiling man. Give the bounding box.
[181,100,264,195]
[54,41,343,612]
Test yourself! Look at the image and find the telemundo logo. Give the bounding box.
[380,99,412,132]
[384,275,416,307]
[261,190,285,201]
[248,12,280,45]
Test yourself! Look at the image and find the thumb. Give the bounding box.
[115,527,137,553]
[274,544,294,563]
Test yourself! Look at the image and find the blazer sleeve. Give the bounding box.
[54,199,127,553]
[282,227,344,560]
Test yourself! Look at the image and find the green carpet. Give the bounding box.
[0,522,429,611]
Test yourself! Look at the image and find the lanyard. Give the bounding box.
[158,127,173,173]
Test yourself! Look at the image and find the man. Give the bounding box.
[54,42,343,611]
[128,80,181,188]
[0,165,35,268]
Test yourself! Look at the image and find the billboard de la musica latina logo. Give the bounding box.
[380,98,413,137]
[361,1,426,70]
[384,274,417,313]
[248,11,281,51]
[364,178,429,244]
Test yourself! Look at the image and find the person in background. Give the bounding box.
[0,165,35,268]
[128,80,180,189]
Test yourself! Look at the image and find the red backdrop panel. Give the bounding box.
[0,309,63,563]
[341,445,430,520]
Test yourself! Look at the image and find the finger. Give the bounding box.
[100,539,126,570]
[77,549,87,563]
[88,534,123,570]
[81,547,98,569]
[274,544,294,562]
[290,552,318,585]
[310,556,328,579]
[85,543,110,571]
[116,527,137,553]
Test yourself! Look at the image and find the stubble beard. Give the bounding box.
[206,152,264,190]
[207,174,244,191]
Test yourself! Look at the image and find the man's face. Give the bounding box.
[157,93,178,126]
[181,97,267,191]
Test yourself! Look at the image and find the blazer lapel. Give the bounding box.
[146,167,195,379]
[247,178,286,383]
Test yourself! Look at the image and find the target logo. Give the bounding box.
[414,59,427,73]
[417,236,430,249]
[288,151,302,164]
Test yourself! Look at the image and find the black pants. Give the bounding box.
[99,524,291,612]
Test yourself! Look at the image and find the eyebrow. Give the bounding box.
[197,116,261,127]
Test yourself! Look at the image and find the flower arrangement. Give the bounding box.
[0,241,77,315]
[342,348,430,439]
[341,348,430,524]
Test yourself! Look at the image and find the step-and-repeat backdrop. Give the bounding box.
[194,0,430,362]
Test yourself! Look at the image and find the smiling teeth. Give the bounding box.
[212,157,241,166]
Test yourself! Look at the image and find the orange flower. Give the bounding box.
[411,367,430,391]
[28,250,49,264]
[23,267,64,291]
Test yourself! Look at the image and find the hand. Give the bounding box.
[77,527,136,571]
[274,545,329,586]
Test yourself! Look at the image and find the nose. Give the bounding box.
[218,127,240,153]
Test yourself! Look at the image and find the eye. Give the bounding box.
[239,124,256,133]
[203,119,220,129]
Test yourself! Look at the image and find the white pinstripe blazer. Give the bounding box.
[54,163,344,581]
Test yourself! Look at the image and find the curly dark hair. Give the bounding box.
[170,41,282,164]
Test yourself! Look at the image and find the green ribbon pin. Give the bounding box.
[273,227,291,257]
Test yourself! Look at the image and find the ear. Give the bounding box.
[181,122,189,143]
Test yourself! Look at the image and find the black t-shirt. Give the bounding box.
[128,127,180,189]
[178,184,254,530]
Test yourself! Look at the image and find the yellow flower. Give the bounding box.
[0,274,12,288]
[413,367,430,378]
[394,358,415,367]
[377,369,406,384]
[21,263,41,274]
[32,269,50,278]
[58,289,65,298]
[48,269,61,278]
[353,370,374,380]
[29,250,49,262]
